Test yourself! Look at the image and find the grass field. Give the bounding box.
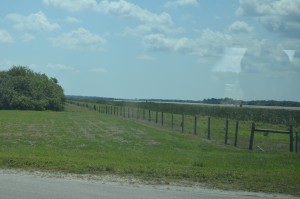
[0,104,300,196]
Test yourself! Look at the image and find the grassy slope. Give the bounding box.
[0,104,299,196]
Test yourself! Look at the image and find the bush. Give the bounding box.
[0,66,65,111]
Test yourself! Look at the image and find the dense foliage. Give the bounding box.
[0,66,65,111]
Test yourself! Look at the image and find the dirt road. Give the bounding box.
[0,170,298,199]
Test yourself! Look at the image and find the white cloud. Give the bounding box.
[98,0,172,25]
[20,33,35,42]
[44,0,173,26]
[49,27,106,51]
[64,16,82,24]
[0,29,14,43]
[136,54,157,61]
[236,0,300,17]
[236,0,300,38]
[228,21,254,34]
[143,34,194,54]
[43,0,97,12]
[164,0,198,8]
[239,39,298,77]
[44,0,175,35]
[47,63,79,72]
[143,29,233,57]
[6,11,60,32]
[89,67,108,73]
[97,0,174,34]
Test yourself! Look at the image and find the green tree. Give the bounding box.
[0,66,65,111]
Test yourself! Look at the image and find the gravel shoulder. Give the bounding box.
[0,169,298,199]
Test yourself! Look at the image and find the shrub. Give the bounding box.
[0,66,65,111]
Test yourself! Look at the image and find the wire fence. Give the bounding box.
[68,101,300,153]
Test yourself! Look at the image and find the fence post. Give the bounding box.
[162,112,164,126]
[249,123,255,150]
[225,119,229,145]
[156,112,158,124]
[194,114,197,135]
[143,109,145,120]
[181,113,184,133]
[149,110,151,122]
[208,116,211,140]
[289,126,293,152]
[296,130,299,153]
[171,113,174,130]
[106,106,108,114]
[234,120,239,147]
[137,108,139,120]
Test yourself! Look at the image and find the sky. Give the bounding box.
[0,0,300,101]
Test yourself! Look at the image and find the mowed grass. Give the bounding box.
[0,104,299,196]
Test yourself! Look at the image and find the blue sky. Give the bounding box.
[0,0,300,101]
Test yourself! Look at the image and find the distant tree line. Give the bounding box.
[202,98,300,107]
[69,95,300,108]
[0,66,65,111]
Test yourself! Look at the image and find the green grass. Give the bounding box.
[0,104,300,196]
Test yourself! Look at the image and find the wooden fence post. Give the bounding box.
[162,112,164,126]
[289,126,293,152]
[181,113,184,133]
[296,130,299,153]
[106,106,108,114]
[156,112,158,124]
[225,119,229,145]
[171,113,174,130]
[149,110,151,122]
[234,120,239,147]
[208,116,211,140]
[194,114,197,135]
[249,123,255,150]
[128,107,130,118]
[143,109,145,120]
[137,108,139,120]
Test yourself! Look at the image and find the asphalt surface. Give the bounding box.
[0,170,298,199]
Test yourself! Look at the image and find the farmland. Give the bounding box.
[0,103,300,196]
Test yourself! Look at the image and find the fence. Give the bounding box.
[249,123,294,152]
[68,101,299,153]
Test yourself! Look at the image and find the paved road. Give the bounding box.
[0,170,298,199]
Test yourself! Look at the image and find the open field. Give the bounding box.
[0,104,300,196]
[71,100,300,152]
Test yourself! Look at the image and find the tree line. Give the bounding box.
[202,98,300,107]
[0,66,65,111]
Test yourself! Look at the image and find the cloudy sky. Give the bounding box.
[0,0,300,101]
